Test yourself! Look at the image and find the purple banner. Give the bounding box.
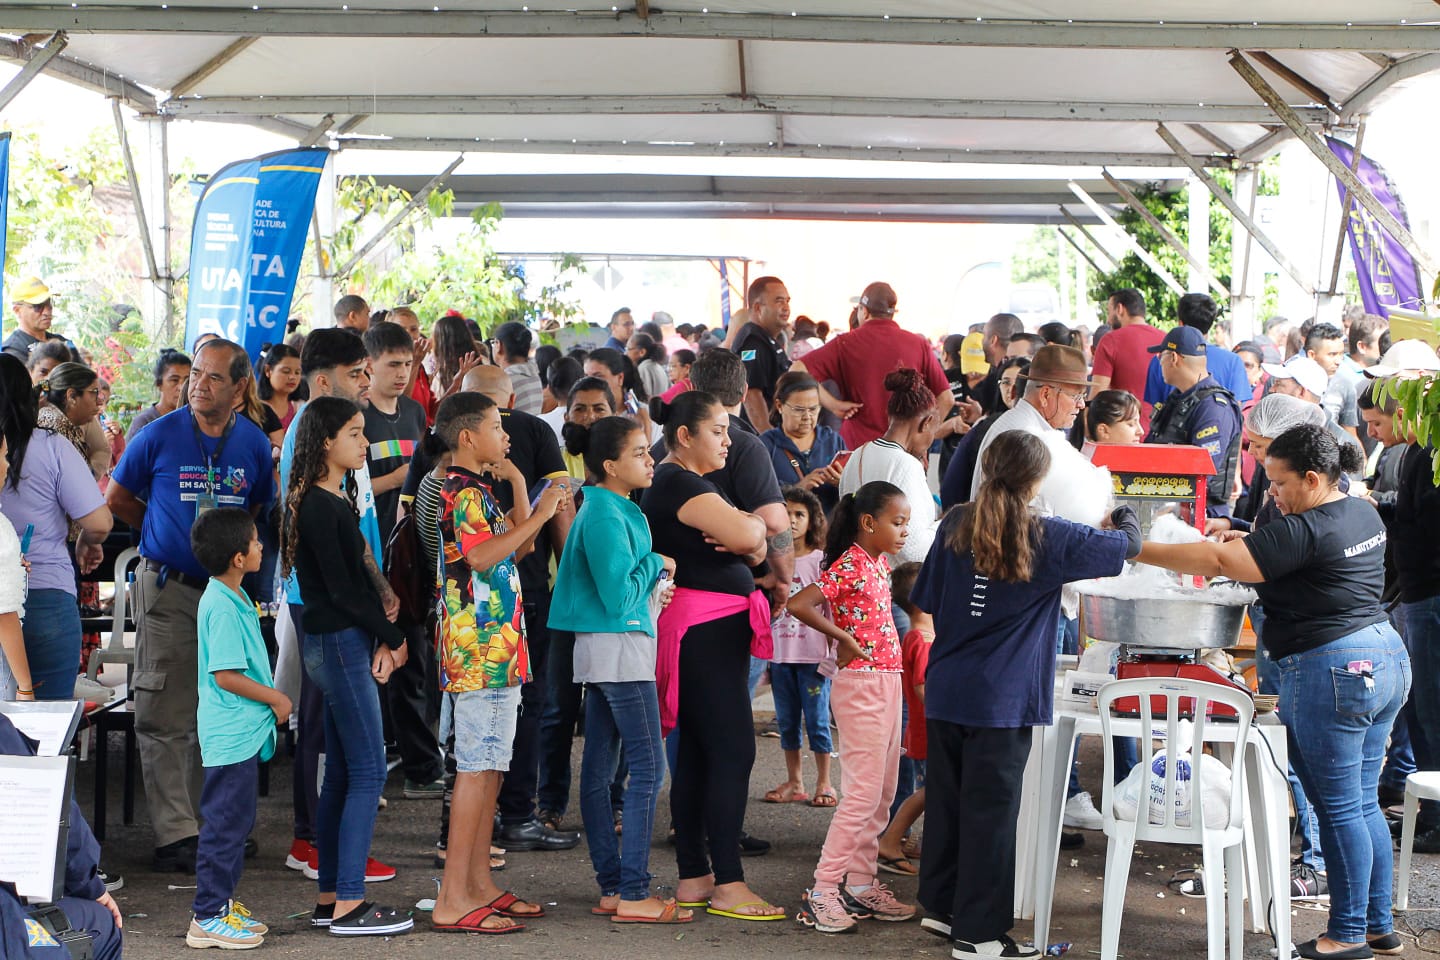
[1326,137,1424,317]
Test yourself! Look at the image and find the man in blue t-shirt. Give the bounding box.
[1141,293,1250,409]
[277,329,401,883]
[107,338,275,872]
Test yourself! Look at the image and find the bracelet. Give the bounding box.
[16,687,33,695]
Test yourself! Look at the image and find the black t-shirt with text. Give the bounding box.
[1244,495,1389,659]
[363,395,428,542]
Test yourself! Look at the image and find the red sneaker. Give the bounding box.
[286,839,316,873]
[299,849,396,883]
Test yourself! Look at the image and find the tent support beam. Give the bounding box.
[1059,208,1120,270]
[1325,116,1366,296]
[1184,123,1237,155]
[1057,227,1107,278]
[334,154,464,279]
[1245,50,1341,114]
[298,114,336,147]
[0,31,66,113]
[1341,52,1440,119]
[333,136,1211,167]
[2,9,1437,49]
[1101,169,1229,297]
[1157,122,1315,296]
[112,98,160,284]
[1228,50,1437,280]
[1067,180,1185,295]
[170,36,257,96]
[158,93,1318,125]
[0,35,154,112]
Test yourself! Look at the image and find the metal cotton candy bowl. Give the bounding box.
[1075,583,1252,650]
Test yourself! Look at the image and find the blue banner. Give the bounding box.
[184,147,327,359]
[719,258,731,330]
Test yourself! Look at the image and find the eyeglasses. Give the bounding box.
[782,403,820,418]
[1046,383,1089,405]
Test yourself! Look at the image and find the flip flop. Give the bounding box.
[706,901,786,921]
[432,905,524,934]
[612,899,693,924]
[762,783,810,804]
[592,896,619,916]
[485,891,545,919]
[878,855,919,877]
[675,899,710,909]
[809,789,838,808]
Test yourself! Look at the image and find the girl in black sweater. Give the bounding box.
[282,396,411,937]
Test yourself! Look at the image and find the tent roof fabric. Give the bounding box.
[1,2,1436,218]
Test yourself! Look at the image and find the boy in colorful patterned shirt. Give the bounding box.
[430,393,568,933]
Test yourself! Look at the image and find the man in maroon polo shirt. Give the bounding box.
[1089,287,1164,430]
[792,281,952,449]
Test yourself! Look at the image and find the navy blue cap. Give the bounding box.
[1147,325,1207,357]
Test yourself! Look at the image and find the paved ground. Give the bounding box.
[84,722,1440,960]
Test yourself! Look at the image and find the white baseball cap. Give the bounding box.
[1260,356,1328,400]
[1363,338,1440,378]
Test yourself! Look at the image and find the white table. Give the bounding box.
[1016,704,1292,954]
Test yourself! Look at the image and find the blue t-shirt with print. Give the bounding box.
[197,579,278,767]
[280,405,383,605]
[111,408,275,582]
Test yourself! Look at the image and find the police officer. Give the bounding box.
[1144,325,1243,519]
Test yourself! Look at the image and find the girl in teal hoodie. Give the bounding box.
[550,416,688,924]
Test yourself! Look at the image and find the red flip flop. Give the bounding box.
[432,905,525,934]
[486,891,545,919]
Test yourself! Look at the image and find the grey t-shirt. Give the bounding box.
[573,584,666,683]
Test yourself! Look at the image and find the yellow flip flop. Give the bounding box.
[706,901,786,921]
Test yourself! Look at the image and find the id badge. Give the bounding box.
[194,492,219,518]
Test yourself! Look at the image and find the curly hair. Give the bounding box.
[884,367,935,420]
[281,396,362,580]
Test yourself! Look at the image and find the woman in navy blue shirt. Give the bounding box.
[760,372,846,516]
[911,430,1136,960]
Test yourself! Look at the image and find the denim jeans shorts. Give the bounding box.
[448,685,522,773]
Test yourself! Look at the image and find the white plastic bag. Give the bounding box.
[1112,729,1232,829]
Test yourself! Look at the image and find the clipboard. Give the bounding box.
[0,700,83,757]
[0,754,74,903]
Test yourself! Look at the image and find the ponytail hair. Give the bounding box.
[824,480,904,569]
[564,415,645,480]
[949,430,1049,582]
[649,390,721,452]
[1266,422,1363,484]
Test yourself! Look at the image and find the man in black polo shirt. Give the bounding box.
[736,276,791,430]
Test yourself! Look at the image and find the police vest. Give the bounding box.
[1148,385,1242,507]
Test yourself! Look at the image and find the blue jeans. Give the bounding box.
[17,589,81,700]
[1255,603,1326,870]
[580,681,665,900]
[1381,610,1416,792]
[770,663,833,753]
[747,655,769,699]
[303,627,386,901]
[1404,597,1440,826]
[1277,623,1409,942]
[193,753,260,918]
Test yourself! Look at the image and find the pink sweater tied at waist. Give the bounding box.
[655,586,773,735]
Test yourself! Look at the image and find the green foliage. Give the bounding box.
[1011,228,1060,288]
[1087,181,1233,327]
[329,183,583,336]
[1376,374,1440,484]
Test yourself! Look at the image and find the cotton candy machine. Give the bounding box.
[1077,555,1256,718]
[1083,441,1217,538]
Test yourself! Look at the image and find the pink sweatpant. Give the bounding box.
[812,670,903,891]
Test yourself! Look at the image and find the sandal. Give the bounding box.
[706,901,786,921]
[763,783,810,804]
[485,890,545,919]
[432,905,524,934]
[612,898,693,924]
[878,855,919,877]
[809,789,838,808]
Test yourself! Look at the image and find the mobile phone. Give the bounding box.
[829,450,853,471]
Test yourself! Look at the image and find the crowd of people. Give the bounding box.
[0,273,1437,960]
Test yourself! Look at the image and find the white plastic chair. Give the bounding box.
[85,547,141,683]
[1395,771,1440,910]
[1097,677,1255,960]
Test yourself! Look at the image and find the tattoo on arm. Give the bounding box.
[363,550,396,603]
[767,528,794,557]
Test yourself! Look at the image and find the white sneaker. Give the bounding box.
[72,676,115,703]
[1063,790,1104,830]
[951,934,1042,958]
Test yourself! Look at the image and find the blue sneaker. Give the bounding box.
[187,913,263,949]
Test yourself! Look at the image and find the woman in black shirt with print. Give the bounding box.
[1136,424,1406,960]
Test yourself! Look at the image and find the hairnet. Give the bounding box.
[1245,392,1327,439]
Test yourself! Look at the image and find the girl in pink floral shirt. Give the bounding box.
[787,480,914,933]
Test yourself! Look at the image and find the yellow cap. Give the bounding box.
[12,277,52,305]
[959,331,989,376]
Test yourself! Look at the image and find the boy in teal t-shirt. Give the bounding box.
[186,508,292,951]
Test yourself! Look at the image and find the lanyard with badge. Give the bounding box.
[191,409,236,517]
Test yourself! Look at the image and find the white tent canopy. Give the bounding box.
[0,1,1436,168]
